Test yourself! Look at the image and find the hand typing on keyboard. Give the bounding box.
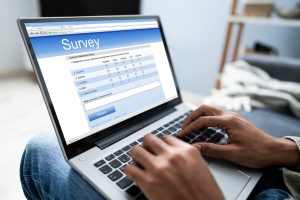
[178,105,300,169]
[125,134,224,200]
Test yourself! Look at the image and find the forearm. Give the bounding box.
[270,138,300,168]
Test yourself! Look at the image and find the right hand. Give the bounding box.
[125,134,224,200]
[178,105,300,168]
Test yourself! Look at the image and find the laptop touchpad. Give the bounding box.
[209,161,251,200]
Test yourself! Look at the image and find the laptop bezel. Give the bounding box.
[18,15,182,159]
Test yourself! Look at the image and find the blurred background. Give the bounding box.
[1,0,300,199]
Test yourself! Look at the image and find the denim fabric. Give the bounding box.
[247,167,293,200]
[20,132,105,200]
[255,189,294,200]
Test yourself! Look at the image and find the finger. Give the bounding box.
[193,142,230,159]
[182,105,224,128]
[162,135,188,147]
[179,116,228,137]
[129,146,155,169]
[125,164,147,185]
[143,133,169,155]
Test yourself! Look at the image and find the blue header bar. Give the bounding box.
[30,28,162,58]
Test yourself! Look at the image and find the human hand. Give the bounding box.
[179,105,300,168]
[125,134,224,200]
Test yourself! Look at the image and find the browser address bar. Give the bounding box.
[27,22,159,37]
[70,23,158,33]
[83,21,157,28]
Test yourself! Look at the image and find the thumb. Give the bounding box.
[193,142,230,159]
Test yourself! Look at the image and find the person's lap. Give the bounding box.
[20,132,104,200]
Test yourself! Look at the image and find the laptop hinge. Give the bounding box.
[94,107,176,150]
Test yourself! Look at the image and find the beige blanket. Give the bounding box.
[203,61,300,118]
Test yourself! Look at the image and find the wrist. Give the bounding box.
[270,138,300,168]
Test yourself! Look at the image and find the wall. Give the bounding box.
[141,0,231,95]
[142,0,300,95]
[0,0,40,71]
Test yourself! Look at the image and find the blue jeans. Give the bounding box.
[20,132,104,200]
[20,132,294,200]
[255,189,293,200]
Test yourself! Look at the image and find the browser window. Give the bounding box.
[25,19,178,144]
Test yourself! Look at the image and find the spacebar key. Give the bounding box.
[116,177,133,189]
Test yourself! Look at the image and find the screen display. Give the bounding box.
[25,19,178,144]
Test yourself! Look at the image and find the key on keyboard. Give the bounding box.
[105,154,115,161]
[109,159,122,168]
[114,150,124,156]
[116,177,133,189]
[126,184,141,197]
[108,170,123,181]
[94,159,105,168]
[99,164,112,174]
[119,154,131,163]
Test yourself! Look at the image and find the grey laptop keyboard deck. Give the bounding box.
[93,110,227,200]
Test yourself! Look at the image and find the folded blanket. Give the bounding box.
[203,61,300,118]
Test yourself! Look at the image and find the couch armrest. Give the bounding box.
[238,108,300,138]
[240,55,300,83]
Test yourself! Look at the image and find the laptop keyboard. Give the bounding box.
[93,110,227,199]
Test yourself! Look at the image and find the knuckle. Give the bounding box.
[200,104,209,111]
[186,145,198,155]
[185,115,193,122]
[172,145,197,160]
[130,146,142,158]
[202,143,220,154]
[143,134,154,143]
[187,112,197,122]
[167,152,179,164]
[144,176,154,185]
[201,144,214,154]
[226,115,239,123]
[143,134,158,147]
[140,175,155,187]
[129,147,137,156]
[189,122,199,131]
[156,162,170,173]
[227,111,241,117]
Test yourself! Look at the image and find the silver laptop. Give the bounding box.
[18,16,262,200]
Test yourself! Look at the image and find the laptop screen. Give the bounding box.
[24,18,178,144]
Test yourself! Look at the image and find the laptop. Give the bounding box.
[18,16,262,200]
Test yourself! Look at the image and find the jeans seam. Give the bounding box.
[21,173,56,200]
[20,174,35,200]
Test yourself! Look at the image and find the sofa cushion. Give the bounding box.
[241,55,300,83]
[238,108,300,138]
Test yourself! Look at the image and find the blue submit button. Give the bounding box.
[88,106,116,121]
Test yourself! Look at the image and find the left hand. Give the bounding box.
[125,134,224,200]
[179,105,300,168]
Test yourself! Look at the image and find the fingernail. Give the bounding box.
[147,133,153,137]
[177,130,182,134]
[127,175,132,180]
[177,131,183,137]
[125,170,132,180]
